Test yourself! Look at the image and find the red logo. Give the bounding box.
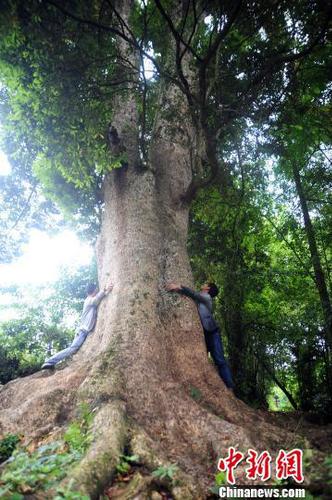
[218,448,304,485]
[276,449,304,483]
[246,449,272,481]
[218,447,245,485]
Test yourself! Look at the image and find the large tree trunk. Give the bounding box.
[0,6,306,499]
[0,143,288,498]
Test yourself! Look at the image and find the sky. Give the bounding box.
[0,149,93,320]
[0,229,93,287]
[0,227,93,321]
[0,150,93,286]
[0,151,11,175]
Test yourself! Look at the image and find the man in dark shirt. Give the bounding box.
[166,282,234,389]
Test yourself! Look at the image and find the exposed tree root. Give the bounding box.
[1,345,331,499]
[130,426,203,498]
[105,471,155,500]
[61,401,127,498]
[0,362,89,438]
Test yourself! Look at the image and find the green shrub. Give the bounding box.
[152,463,179,482]
[0,442,79,497]
[209,470,226,495]
[0,405,93,497]
[0,434,20,463]
[116,454,140,474]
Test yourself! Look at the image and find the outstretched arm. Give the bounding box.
[166,283,210,307]
[90,283,114,306]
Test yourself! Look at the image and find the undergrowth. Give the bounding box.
[116,453,140,474]
[152,463,179,485]
[0,403,92,499]
[0,434,20,463]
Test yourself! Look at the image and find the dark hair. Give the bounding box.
[86,283,98,295]
[208,283,219,298]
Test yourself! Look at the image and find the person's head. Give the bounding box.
[201,282,219,298]
[86,283,98,296]
[208,283,219,298]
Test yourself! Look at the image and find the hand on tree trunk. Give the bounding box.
[104,283,114,294]
[166,283,182,292]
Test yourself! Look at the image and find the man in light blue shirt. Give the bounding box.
[166,282,234,389]
[41,282,113,370]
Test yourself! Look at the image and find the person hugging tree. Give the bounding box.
[42,282,113,370]
[166,282,234,390]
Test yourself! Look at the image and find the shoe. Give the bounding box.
[41,363,55,370]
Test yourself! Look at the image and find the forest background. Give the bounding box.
[0,0,331,497]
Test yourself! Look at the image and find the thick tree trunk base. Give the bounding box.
[1,344,325,499]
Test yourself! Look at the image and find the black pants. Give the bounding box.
[204,329,234,388]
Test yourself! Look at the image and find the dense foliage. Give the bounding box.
[189,121,332,417]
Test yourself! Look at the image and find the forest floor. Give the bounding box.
[262,410,332,453]
[102,410,332,499]
[259,410,331,499]
[2,370,332,500]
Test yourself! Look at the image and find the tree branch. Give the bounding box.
[153,0,201,61]
[8,182,38,234]
[44,0,182,91]
[153,0,198,113]
[242,7,332,98]
[256,354,298,410]
[181,135,228,204]
[200,0,243,68]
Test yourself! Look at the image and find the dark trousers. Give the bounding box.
[204,329,234,389]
